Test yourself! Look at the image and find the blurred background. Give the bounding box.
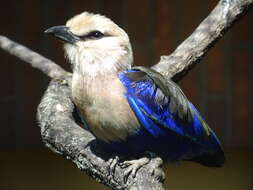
[0,0,252,189]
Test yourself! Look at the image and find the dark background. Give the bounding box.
[0,0,252,189]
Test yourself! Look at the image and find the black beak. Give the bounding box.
[44,25,79,44]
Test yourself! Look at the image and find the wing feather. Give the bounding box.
[119,66,222,150]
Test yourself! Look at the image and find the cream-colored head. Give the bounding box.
[45,12,133,77]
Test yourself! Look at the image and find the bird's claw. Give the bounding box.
[120,157,150,183]
[108,155,120,176]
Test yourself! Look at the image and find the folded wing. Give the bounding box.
[119,66,225,166]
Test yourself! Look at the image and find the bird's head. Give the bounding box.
[45,12,133,76]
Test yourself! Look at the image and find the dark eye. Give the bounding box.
[86,30,105,39]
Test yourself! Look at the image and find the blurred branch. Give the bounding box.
[152,0,253,82]
[0,0,252,189]
[0,35,70,81]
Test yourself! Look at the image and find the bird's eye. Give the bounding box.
[86,30,105,39]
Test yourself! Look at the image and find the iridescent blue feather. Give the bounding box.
[118,67,225,166]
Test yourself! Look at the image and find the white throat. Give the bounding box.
[64,39,133,78]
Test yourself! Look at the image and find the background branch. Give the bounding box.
[0,35,70,80]
[152,0,253,82]
[0,0,252,189]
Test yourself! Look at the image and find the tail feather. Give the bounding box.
[186,149,225,167]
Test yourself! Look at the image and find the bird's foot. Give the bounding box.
[121,157,149,182]
[120,151,156,183]
[108,155,120,176]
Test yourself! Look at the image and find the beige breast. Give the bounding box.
[72,73,140,142]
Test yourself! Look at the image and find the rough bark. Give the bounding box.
[0,0,252,189]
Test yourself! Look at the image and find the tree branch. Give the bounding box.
[0,35,71,80]
[0,0,252,189]
[152,0,253,82]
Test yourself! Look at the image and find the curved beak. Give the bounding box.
[44,25,79,44]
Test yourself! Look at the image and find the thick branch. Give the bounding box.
[152,0,253,82]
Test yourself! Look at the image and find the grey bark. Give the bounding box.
[0,0,252,189]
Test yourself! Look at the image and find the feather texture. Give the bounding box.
[118,67,225,166]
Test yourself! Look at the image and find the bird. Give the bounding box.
[45,12,225,177]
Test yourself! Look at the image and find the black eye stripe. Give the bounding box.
[79,30,105,40]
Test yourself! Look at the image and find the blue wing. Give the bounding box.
[119,67,225,166]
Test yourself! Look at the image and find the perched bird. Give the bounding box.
[45,12,225,175]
